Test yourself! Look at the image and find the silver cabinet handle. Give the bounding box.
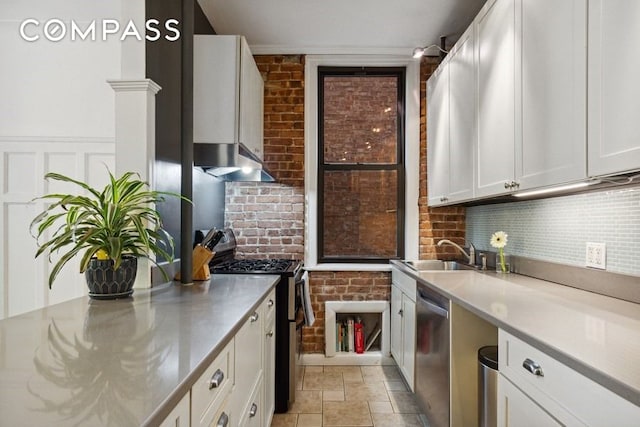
[398,309,403,316]
[266,330,274,337]
[504,182,511,189]
[249,402,258,417]
[267,299,274,307]
[209,369,225,389]
[250,312,259,322]
[216,412,229,427]
[522,358,544,377]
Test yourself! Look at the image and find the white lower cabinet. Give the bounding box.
[238,375,263,427]
[192,339,234,427]
[159,391,191,427]
[498,375,570,427]
[263,292,276,427]
[498,329,640,427]
[390,267,416,391]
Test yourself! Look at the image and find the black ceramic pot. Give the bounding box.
[85,256,137,300]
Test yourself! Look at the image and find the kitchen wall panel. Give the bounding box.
[466,186,640,276]
[0,139,115,319]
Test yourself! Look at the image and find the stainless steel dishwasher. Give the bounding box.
[415,283,450,427]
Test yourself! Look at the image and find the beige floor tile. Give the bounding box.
[323,389,345,401]
[304,371,344,391]
[371,413,425,427]
[344,382,390,402]
[297,367,305,390]
[305,366,324,373]
[323,400,373,427]
[297,413,323,427]
[368,401,394,414]
[361,366,402,383]
[271,413,298,427]
[388,391,421,414]
[383,380,408,391]
[290,390,323,414]
[323,366,364,383]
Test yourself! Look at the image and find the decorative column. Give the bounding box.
[108,79,161,289]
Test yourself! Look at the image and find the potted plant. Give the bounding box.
[30,170,187,299]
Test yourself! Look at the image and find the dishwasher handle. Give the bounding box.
[418,291,449,319]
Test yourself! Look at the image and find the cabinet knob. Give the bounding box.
[522,358,544,377]
[249,402,258,417]
[398,309,404,316]
[268,299,274,308]
[250,312,259,322]
[504,181,511,189]
[216,412,229,427]
[209,369,225,389]
[266,330,274,337]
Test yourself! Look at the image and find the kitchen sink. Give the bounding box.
[404,260,479,271]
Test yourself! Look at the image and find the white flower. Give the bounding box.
[490,231,508,249]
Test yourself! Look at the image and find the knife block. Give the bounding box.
[174,245,214,281]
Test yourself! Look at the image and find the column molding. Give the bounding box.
[108,78,162,288]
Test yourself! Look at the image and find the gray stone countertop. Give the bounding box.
[0,274,278,427]
[390,260,640,408]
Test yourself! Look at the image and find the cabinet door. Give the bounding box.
[401,295,416,392]
[232,309,263,419]
[517,0,587,190]
[263,299,276,427]
[239,37,264,159]
[475,0,516,197]
[448,25,475,203]
[390,284,403,363]
[427,63,450,206]
[498,375,565,427]
[193,35,240,145]
[159,391,190,427]
[588,0,640,176]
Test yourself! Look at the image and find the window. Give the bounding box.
[318,67,406,263]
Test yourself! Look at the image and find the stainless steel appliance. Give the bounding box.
[197,229,304,413]
[415,282,450,427]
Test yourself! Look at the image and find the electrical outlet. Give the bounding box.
[585,242,606,269]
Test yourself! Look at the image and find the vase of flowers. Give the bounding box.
[490,231,509,273]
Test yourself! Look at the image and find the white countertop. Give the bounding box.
[390,260,640,407]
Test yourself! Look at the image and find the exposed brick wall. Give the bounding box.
[255,55,305,188]
[225,183,304,259]
[225,55,467,354]
[302,271,391,353]
[420,57,467,260]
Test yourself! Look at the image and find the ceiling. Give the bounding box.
[197,0,487,55]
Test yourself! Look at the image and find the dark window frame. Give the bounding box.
[317,66,406,263]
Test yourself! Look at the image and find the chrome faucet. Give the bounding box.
[437,239,476,265]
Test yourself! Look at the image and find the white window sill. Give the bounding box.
[303,263,392,272]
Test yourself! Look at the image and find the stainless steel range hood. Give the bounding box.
[194,142,276,182]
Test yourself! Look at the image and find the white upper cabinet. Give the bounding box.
[427,62,450,206]
[588,0,640,177]
[194,35,264,159]
[427,25,475,207]
[475,0,516,198]
[516,0,587,190]
[448,26,476,202]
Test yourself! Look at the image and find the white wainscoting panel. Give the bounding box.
[0,137,114,319]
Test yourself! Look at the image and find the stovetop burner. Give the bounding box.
[210,258,296,274]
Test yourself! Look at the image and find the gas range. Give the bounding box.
[194,228,304,413]
[210,258,298,275]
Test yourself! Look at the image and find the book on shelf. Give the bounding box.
[347,317,355,352]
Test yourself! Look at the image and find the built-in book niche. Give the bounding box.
[334,312,383,354]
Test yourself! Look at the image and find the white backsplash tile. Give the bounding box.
[466,185,640,276]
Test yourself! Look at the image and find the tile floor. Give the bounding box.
[270,365,426,427]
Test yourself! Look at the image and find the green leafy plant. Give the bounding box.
[30,170,187,288]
